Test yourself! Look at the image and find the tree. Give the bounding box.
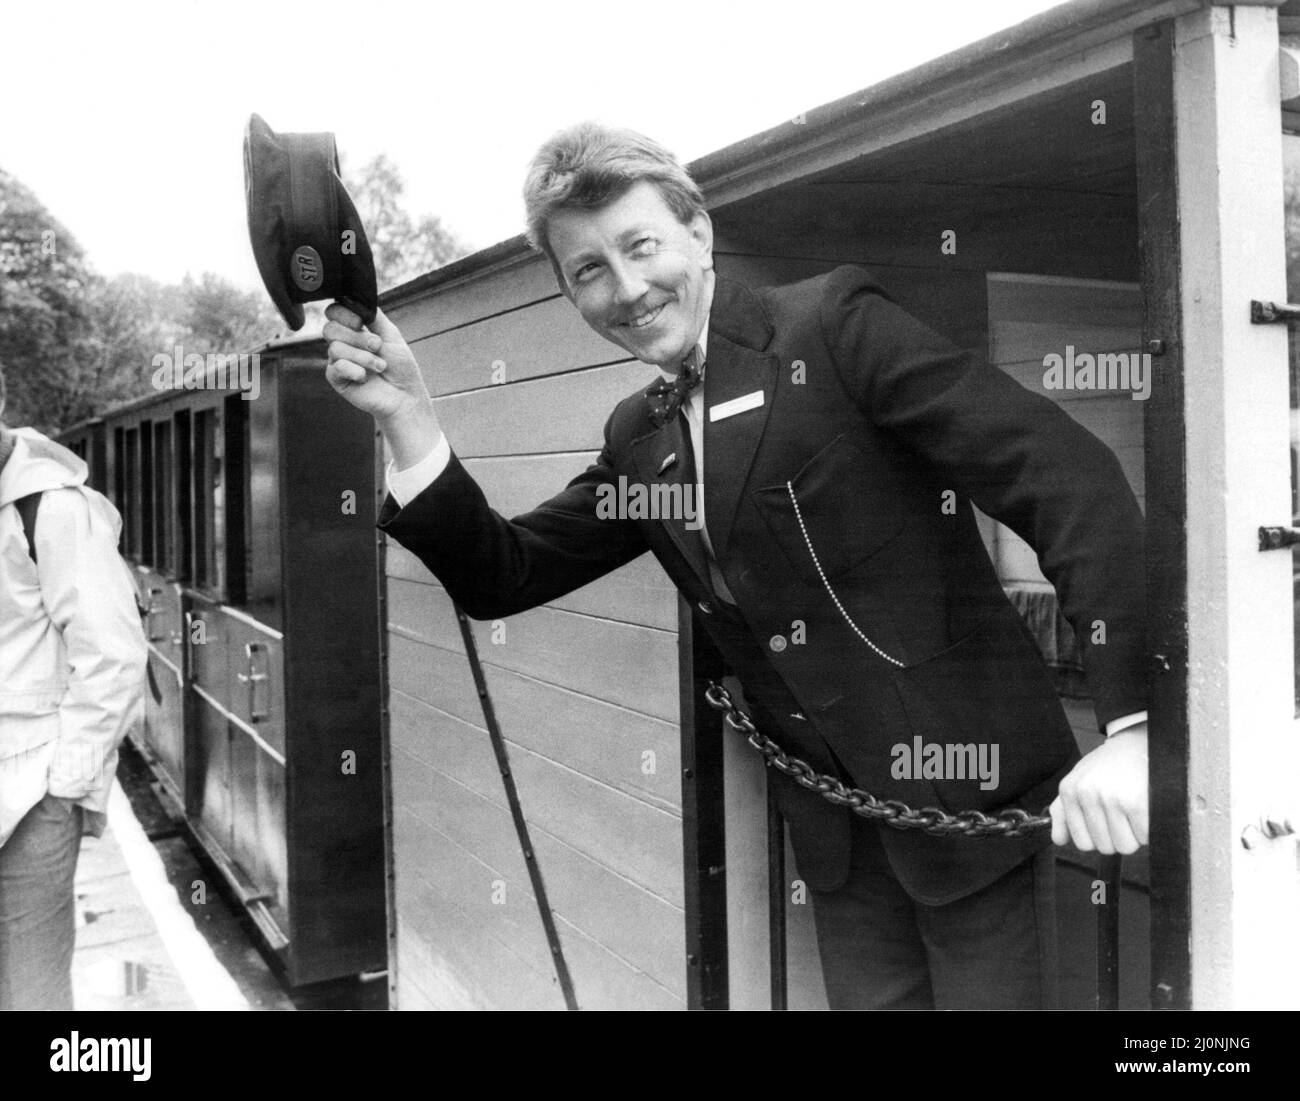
[0,168,101,431]
[1,167,289,431]
[1,153,466,433]
[178,271,283,353]
[343,153,467,291]
[80,272,176,414]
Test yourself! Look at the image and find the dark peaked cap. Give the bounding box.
[243,113,378,331]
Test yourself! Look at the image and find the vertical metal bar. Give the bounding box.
[678,599,729,1009]
[1134,18,1193,1011]
[767,780,788,1011]
[374,427,397,1011]
[455,607,578,1011]
[1097,854,1123,1011]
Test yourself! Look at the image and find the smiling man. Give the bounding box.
[551,177,714,367]
[323,121,1150,1010]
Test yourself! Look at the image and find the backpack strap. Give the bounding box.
[15,492,41,564]
[12,487,162,704]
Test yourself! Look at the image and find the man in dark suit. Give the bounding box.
[323,122,1150,1010]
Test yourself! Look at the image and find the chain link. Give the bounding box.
[704,680,1051,838]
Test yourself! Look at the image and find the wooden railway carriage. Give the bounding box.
[57,0,1300,1011]
[377,0,1300,1010]
[60,335,387,987]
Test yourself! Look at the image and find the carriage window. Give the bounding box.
[153,421,173,574]
[91,425,107,496]
[193,408,226,595]
[222,396,249,607]
[140,421,154,568]
[174,411,193,583]
[112,427,125,549]
[123,426,140,561]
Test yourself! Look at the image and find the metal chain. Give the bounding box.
[704,680,1051,838]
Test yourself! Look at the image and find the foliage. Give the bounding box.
[2,149,463,433]
[343,153,467,291]
[0,168,102,431]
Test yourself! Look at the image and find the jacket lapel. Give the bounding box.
[701,276,778,557]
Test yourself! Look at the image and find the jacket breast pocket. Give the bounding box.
[752,432,905,586]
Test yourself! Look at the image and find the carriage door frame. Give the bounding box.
[1140,3,1300,1011]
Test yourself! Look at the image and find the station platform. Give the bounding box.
[68,743,299,1012]
[71,784,247,1011]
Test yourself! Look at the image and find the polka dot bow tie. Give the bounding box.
[646,345,704,428]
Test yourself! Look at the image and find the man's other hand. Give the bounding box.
[324,303,442,468]
[1049,724,1149,854]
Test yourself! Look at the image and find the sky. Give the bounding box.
[3,0,1065,292]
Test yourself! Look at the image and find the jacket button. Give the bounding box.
[769,634,787,652]
[697,600,714,615]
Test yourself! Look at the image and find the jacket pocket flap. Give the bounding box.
[753,432,905,581]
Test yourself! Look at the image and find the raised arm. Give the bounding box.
[323,301,647,620]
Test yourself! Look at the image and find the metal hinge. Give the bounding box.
[1259,526,1300,550]
[1250,300,1300,324]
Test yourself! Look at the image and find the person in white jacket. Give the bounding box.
[0,363,146,1011]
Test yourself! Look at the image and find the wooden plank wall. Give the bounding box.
[382,254,688,1010]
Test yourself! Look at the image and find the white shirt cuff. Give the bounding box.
[386,432,451,508]
[1104,710,1148,738]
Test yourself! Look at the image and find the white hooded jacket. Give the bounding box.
[0,426,147,847]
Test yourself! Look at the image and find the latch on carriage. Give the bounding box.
[144,587,166,642]
[1250,300,1300,324]
[237,642,272,723]
[1258,526,1300,550]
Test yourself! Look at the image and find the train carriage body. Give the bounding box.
[63,339,387,987]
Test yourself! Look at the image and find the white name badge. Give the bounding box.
[709,391,765,422]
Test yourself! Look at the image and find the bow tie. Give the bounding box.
[646,345,704,428]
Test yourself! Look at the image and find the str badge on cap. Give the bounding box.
[243,113,378,331]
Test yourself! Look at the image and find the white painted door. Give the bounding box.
[1178,4,1300,1009]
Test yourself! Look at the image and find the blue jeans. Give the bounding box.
[0,793,82,1011]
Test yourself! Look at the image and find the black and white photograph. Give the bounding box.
[1,0,1298,1069]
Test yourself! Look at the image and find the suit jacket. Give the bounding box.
[379,265,1149,904]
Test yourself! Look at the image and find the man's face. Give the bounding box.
[548,180,714,370]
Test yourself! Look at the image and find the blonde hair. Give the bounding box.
[523,122,705,285]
